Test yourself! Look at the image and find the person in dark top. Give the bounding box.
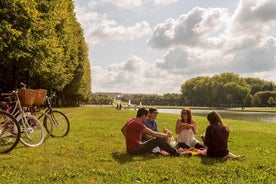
[141,108,159,142]
[201,111,238,159]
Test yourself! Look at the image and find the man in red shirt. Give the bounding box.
[121,108,179,156]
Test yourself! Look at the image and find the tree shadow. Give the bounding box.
[111,151,162,164]
[200,156,226,165]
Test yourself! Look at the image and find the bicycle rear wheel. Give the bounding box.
[33,112,53,140]
[0,111,21,153]
[48,110,70,137]
[18,114,44,147]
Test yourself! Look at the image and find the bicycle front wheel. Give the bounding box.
[48,110,70,137]
[18,114,44,147]
[0,111,21,153]
[33,111,53,140]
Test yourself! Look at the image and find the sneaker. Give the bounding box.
[232,155,245,160]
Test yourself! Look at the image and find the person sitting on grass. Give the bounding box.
[141,108,159,142]
[175,108,206,150]
[141,108,161,153]
[141,108,176,154]
[121,107,180,156]
[201,111,239,160]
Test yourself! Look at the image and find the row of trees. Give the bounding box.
[0,0,91,106]
[181,73,275,107]
[91,73,275,107]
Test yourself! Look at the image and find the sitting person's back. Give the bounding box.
[202,111,239,159]
[204,122,229,157]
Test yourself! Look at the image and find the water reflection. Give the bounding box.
[157,109,276,124]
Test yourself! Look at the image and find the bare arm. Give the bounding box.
[191,120,198,135]
[143,127,170,139]
[143,133,154,140]
[175,119,194,134]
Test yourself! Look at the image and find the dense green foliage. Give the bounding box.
[120,93,184,106]
[0,0,91,106]
[0,106,275,183]
[93,73,275,108]
[90,93,114,105]
[181,73,275,107]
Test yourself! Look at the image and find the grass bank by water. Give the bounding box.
[1,106,275,183]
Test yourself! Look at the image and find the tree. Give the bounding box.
[223,82,250,105]
[181,72,251,107]
[0,0,91,106]
[244,78,275,95]
[181,76,211,106]
[267,97,275,107]
[252,94,261,107]
[244,94,253,107]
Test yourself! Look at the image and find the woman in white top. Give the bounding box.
[175,108,205,149]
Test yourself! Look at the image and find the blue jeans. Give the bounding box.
[134,138,179,156]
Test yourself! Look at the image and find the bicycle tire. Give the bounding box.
[33,112,53,140]
[48,110,70,137]
[0,110,21,153]
[17,113,45,147]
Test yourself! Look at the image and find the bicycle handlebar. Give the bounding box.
[19,82,27,89]
[1,92,14,97]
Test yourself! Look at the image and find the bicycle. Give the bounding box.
[1,89,45,147]
[33,91,70,137]
[0,110,21,153]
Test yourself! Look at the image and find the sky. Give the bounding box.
[73,0,276,94]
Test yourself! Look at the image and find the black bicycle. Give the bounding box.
[0,110,21,153]
[34,92,70,137]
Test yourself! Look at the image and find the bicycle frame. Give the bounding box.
[35,94,57,123]
[2,91,30,122]
[1,91,43,141]
[32,92,70,137]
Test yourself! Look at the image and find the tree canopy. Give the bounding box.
[91,73,275,108]
[181,73,275,107]
[0,0,91,106]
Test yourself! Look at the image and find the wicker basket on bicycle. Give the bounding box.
[33,89,47,106]
[18,89,36,108]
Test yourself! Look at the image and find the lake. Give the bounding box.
[157,109,276,124]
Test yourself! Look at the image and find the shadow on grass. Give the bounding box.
[111,151,161,164]
[200,155,246,165]
[200,156,226,165]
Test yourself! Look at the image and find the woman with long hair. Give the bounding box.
[202,111,238,159]
[175,108,205,149]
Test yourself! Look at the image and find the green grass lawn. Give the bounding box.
[1,106,275,183]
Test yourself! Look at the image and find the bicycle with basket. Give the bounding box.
[31,89,70,138]
[1,88,45,147]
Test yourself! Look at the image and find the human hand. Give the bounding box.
[167,131,172,137]
[201,134,205,141]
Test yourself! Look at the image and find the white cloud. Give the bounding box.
[91,56,147,93]
[87,0,143,9]
[154,0,178,6]
[229,0,276,37]
[91,55,185,94]
[75,0,276,94]
[148,7,230,49]
[87,0,179,9]
[147,3,276,82]
[74,6,152,48]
